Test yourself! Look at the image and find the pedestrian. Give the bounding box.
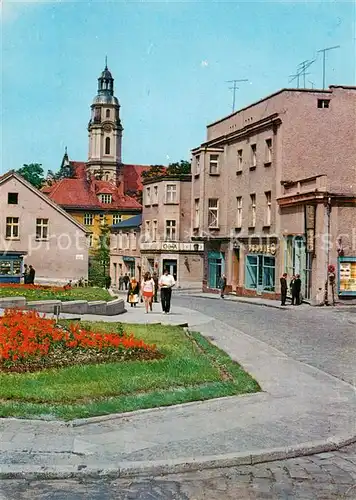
[290,275,296,305]
[220,274,227,298]
[127,277,140,308]
[293,274,302,305]
[123,274,130,291]
[118,275,124,291]
[22,264,29,284]
[141,272,155,313]
[159,267,176,314]
[28,265,36,285]
[280,273,288,306]
[152,272,159,303]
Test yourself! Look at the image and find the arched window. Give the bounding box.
[105,137,110,155]
[106,109,110,118]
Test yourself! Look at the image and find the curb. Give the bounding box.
[1,435,355,480]
[189,294,287,310]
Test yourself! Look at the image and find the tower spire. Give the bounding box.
[105,55,108,70]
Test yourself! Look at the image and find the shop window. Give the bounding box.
[245,254,275,292]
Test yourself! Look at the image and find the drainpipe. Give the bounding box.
[324,196,332,305]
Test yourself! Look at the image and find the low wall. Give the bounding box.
[0,297,125,316]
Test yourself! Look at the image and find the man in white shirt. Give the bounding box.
[159,268,176,314]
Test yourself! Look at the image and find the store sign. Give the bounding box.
[162,242,178,251]
[305,205,316,253]
[248,243,276,255]
[339,260,356,294]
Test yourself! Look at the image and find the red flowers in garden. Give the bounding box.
[0,283,65,291]
[0,309,157,372]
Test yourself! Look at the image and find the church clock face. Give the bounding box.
[103,124,112,132]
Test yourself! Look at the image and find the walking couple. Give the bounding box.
[280,273,302,306]
[142,268,176,314]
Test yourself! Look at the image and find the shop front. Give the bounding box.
[0,251,26,284]
[207,251,225,290]
[123,256,136,278]
[242,242,277,297]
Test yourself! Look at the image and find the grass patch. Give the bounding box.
[0,286,113,302]
[0,322,260,420]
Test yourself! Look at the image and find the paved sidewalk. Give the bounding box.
[0,306,355,479]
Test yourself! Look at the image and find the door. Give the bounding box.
[208,252,225,289]
[162,259,177,281]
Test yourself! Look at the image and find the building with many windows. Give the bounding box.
[43,63,150,251]
[140,175,204,288]
[0,172,89,284]
[191,86,356,303]
[110,214,142,285]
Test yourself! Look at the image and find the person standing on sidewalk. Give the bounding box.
[293,274,302,305]
[152,272,159,303]
[220,274,227,298]
[141,272,155,313]
[159,268,175,314]
[280,273,288,306]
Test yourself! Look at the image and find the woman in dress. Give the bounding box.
[141,272,155,313]
[127,277,140,307]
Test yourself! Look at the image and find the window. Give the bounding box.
[152,220,157,241]
[208,199,219,228]
[8,193,18,204]
[146,187,151,205]
[250,194,256,227]
[105,137,110,154]
[106,109,110,118]
[236,197,242,228]
[165,220,176,241]
[100,194,112,204]
[245,255,276,292]
[131,232,137,251]
[237,149,243,172]
[209,154,219,175]
[265,139,272,164]
[36,218,49,240]
[145,220,150,240]
[113,214,122,225]
[153,185,158,204]
[6,217,19,239]
[195,155,200,175]
[84,213,93,225]
[265,191,271,226]
[166,184,177,203]
[251,144,257,168]
[317,99,330,109]
[194,199,200,228]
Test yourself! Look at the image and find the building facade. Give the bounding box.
[110,214,142,285]
[191,86,356,303]
[0,172,89,284]
[140,176,204,288]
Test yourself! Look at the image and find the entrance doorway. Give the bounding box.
[208,251,225,289]
[162,259,177,281]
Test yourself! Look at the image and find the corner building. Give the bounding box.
[191,86,356,303]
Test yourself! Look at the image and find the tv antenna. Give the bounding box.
[226,79,248,112]
[317,45,340,89]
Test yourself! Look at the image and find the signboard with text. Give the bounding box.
[338,257,356,296]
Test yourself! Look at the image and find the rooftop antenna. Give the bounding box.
[289,73,300,88]
[226,79,248,112]
[297,59,316,88]
[317,45,340,89]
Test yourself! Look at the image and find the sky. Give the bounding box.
[1,1,355,174]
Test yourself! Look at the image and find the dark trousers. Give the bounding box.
[161,287,172,313]
[281,289,287,305]
[292,291,300,305]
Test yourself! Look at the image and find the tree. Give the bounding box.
[47,163,74,182]
[166,160,191,176]
[88,217,111,287]
[17,163,45,189]
[141,164,166,180]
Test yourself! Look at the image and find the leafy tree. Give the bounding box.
[17,163,45,189]
[88,217,111,287]
[47,163,74,182]
[141,164,165,180]
[167,160,191,176]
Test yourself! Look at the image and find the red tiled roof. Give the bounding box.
[122,164,152,192]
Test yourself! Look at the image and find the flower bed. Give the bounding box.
[0,309,159,373]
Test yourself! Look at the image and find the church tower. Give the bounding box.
[87,61,123,183]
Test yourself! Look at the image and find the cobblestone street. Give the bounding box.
[1,444,355,499]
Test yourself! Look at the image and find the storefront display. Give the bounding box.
[245,254,276,292]
[0,253,24,283]
[338,257,356,296]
